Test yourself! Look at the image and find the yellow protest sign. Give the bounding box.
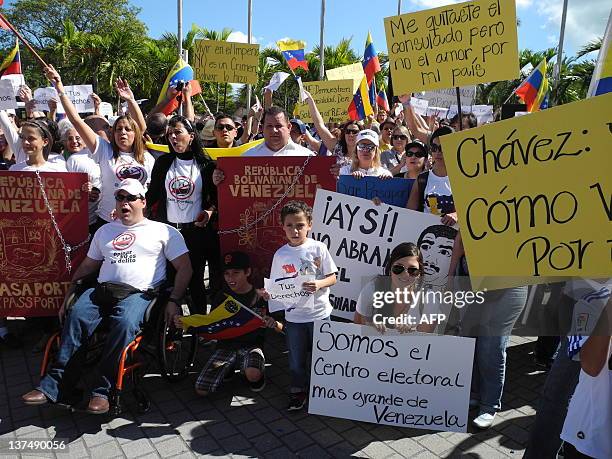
[326,63,366,94]
[294,80,353,123]
[441,93,612,288]
[192,39,259,85]
[384,0,519,93]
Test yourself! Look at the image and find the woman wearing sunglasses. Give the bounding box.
[381,126,412,178]
[403,139,429,179]
[338,130,392,179]
[146,115,218,312]
[354,243,437,334]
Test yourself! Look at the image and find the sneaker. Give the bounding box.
[472,412,496,429]
[0,332,23,349]
[249,376,266,393]
[287,392,307,412]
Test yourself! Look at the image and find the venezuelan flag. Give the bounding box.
[180,295,264,340]
[363,32,381,84]
[588,13,612,97]
[145,138,264,159]
[277,39,309,72]
[376,89,390,112]
[348,76,374,121]
[0,40,21,77]
[157,58,201,115]
[515,58,549,112]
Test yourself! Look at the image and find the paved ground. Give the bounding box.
[0,324,546,459]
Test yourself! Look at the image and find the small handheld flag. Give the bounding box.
[376,90,390,112]
[514,58,549,112]
[277,39,309,72]
[348,76,374,121]
[157,58,202,115]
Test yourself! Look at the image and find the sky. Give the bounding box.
[126,0,610,59]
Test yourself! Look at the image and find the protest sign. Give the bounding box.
[441,93,612,288]
[0,172,89,317]
[309,321,475,432]
[311,190,457,319]
[384,0,519,93]
[426,106,448,118]
[293,80,353,123]
[421,86,476,108]
[99,101,114,118]
[264,274,315,312]
[0,79,17,110]
[217,157,336,282]
[410,97,429,116]
[447,104,494,124]
[326,63,366,94]
[192,39,259,85]
[337,176,414,207]
[34,87,65,114]
[64,85,94,113]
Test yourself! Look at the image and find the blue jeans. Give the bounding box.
[463,286,528,413]
[38,288,150,401]
[285,319,328,393]
[523,337,581,459]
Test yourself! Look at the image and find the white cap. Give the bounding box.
[115,179,146,198]
[356,129,379,145]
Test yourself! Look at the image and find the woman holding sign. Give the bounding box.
[338,130,392,179]
[44,65,154,229]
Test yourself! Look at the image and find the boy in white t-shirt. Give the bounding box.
[263,201,338,411]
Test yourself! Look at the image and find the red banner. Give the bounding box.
[217,156,336,283]
[0,172,89,317]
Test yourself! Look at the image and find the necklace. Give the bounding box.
[170,157,196,213]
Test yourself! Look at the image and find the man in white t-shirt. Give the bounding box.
[22,179,192,414]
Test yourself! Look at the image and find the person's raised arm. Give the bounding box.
[263,88,272,110]
[304,90,338,151]
[149,85,179,116]
[303,129,322,152]
[90,93,102,116]
[241,102,263,144]
[182,82,195,122]
[400,95,430,143]
[44,65,98,153]
[0,110,22,162]
[115,78,146,133]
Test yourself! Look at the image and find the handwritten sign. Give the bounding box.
[410,97,429,116]
[264,274,315,312]
[0,172,89,317]
[384,0,519,92]
[441,93,612,288]
[294,80,353,123]
[0,79,17,110]
[311,190,456,319]
[337,176,414,207]
[64,85,94,113]
[309,321,475,432]
[192,39,259,85]
[421,86,476,109]
[34,87,64,114]
[326,63,366,94]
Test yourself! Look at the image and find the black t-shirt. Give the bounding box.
[211,287,268,350]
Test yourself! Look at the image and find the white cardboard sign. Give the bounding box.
[308,321,475,432]
[33,87,64,113]
[0,79,18,110]
[264,274,315,311]
[64,85,94,113]
[420,86,476,109]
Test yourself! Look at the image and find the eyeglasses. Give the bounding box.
[357,143,376,152]
[391,264,421,276]
[345,129,360,135]
[115,193,142,202]
[430,143,442,152]
[392,135,408,141]
[215,123,236,132]
[406,149,427,158]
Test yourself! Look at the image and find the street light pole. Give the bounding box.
[246,0,253,109]
[319,0,326,80]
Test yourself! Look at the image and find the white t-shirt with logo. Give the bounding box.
[67,149,101,225]
[561,340,611,459]
[9,161,67,172]
[88,218,188,291]
[269,238,338,323]
[164,158,203,224]
[339,165,392,177]
[92,137,154,222]
[423,171,454,216]
[242,139,314,157]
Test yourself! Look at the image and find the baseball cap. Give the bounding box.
[380,117,396,129]
[405,139,428,155]
[356,129,379,145]
[223,251,251,270]
[115,178,146,198]
[290,119,307,134]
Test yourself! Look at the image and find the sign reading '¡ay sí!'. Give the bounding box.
[192,39,260,85]
[384,0,519,93]
[293,80,354,123]
[441,93,612,287]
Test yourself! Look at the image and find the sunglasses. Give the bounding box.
[215,123,236,132]
[345,129,360,135]
[430,143,442,152]
[406,150,427,158]
[392,135,408,141]
[115,193,142,202]
[391,264,421,276]
[357,143,376,152]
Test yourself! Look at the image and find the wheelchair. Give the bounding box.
[39,274,198,416]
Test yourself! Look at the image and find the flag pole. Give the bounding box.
[246,0,253,109]
[319,0,326,80]
[0,13,48,68]
[553,0,569,105]
[397,0,402,15]
[233,297,284,334]
[177,0,184,115]
[455,87,463,130]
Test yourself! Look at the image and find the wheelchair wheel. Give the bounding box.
[157,309,197,382]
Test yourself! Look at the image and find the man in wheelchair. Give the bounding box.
[22,179,192,414]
